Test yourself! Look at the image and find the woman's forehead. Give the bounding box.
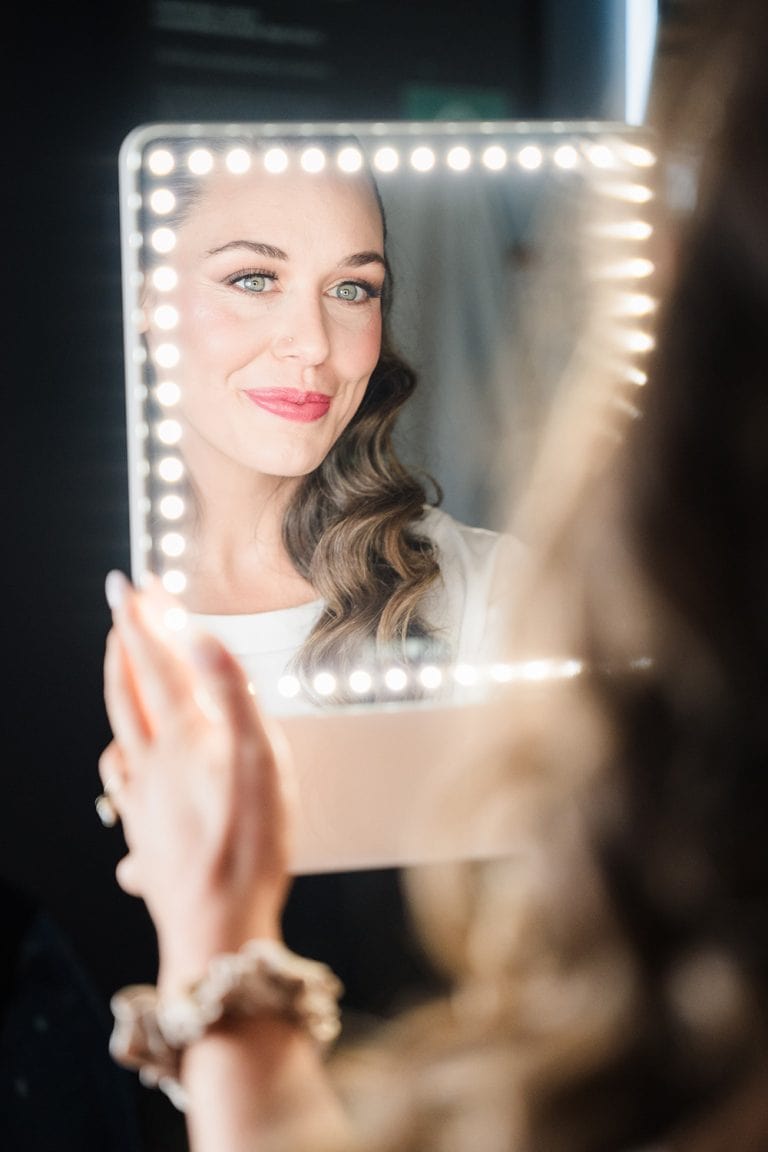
[180,165,384,251]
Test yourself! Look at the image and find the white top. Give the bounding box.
[192,506,519,715]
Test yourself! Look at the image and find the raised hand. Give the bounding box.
[99,571,294,995]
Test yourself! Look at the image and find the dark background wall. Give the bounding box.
[2,2,685,1147]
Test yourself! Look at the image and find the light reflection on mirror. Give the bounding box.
[119,121,659,721]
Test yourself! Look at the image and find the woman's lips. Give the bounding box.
[243,388,331,423]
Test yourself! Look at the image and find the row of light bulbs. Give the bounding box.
[140,138,656,181]
[276,657,587,700]
[274,654,652,700]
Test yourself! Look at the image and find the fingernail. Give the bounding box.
[105,570,130,611]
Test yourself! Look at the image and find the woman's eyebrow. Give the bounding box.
[204,240,385,270]
[206,240,288,260]
[339,250,386,270]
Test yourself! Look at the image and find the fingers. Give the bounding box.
[98,742,142,894]
[105,570,263,748]
[98,739,125,792]
[115,853,143,896]
[96,741,127,828]
[106,572,194,738]
[104,627,152,751]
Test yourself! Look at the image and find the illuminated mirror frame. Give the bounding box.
[119,118,658,709]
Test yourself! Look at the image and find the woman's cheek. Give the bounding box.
[343,311,382,376]
[186,302,267,364]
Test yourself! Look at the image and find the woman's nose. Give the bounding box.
[272,297,330,365]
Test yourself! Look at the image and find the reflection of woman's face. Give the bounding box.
[162,164,385,484]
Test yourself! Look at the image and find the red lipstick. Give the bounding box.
[243,388,331,423]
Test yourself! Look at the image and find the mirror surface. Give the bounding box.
[119,119,659,725]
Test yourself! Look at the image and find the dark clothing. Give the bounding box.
[0,879,141,1151]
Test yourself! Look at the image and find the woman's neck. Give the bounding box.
[179,440,318,615]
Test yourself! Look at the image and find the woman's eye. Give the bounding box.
[229,272,276,294]
[332,281,375,304]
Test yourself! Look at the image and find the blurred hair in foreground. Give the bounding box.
[330,1,768,1149]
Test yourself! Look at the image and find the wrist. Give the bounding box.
[110,938,344,1111]
[156,919,284,997]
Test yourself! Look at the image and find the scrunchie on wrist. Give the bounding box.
[109,939,344,1111]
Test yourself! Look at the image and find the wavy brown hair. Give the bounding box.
[284,329,446,691]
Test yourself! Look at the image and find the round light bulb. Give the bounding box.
[155,342,180,368]
[624,143,657,167]
[301,147,326,173]
[264,147,289,173]
[226,147,251,174]
[159,494,185,520]
[410,146,435,172]
[337,146,363,173]
[384,667,408,692]
[152,266,178,291]
[617,292,656,317]
[278,674,301,698]
[157,419,182,445]
[373,147,399,173]
[160,532,186,558]
[554,144,578,169]
[163,605,188,632]
[447,145,471,172]
[482,145,507,171]
[151,227,176,255]
[149,188,176,215]
[518,145,543,171]
[313,671,337,697]
[147,148,174,176]
[187,148,213,175]
[625,330,655,353]
[155,381,181,406]
[349,669,373,694]
[627,257,655,278]
[162,571,187,596]
[587,143,614,168]
[418,665,443,690]
[158,455,184,481]
[153,304,178,331]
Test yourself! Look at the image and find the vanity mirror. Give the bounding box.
[118,119,659,871]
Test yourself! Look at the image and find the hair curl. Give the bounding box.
[284,331,445,691]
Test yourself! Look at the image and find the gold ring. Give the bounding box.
[95,776,122,828]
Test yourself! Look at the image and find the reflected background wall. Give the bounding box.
[3,1,685,1147]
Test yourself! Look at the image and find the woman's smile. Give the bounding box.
[242,388,332,423]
